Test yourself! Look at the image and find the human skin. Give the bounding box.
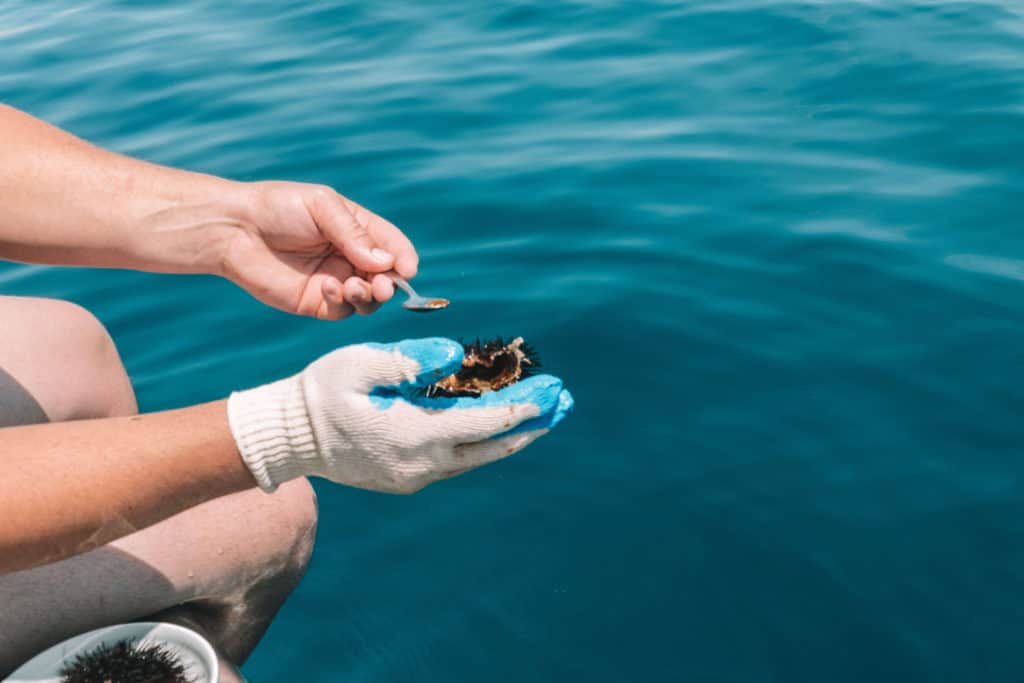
[0,294,313,682]
[0,104,427,571]
[0,104,429,677]
[0,400,256,575]
[0,103,418,319]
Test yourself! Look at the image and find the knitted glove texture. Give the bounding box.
[228,338,573,493]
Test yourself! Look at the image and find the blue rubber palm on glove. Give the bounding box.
[228,338,573,493]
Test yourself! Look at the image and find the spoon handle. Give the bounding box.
[387,273,418,298]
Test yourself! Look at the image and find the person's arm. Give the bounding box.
[0,338,573,576]
[0,103,418,319]
[0,400,254,574]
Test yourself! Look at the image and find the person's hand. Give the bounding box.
[220,181,419,319]
[226,338,574,493]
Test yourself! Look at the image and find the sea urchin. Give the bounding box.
[58,638,192,683]
[426,336,539,398]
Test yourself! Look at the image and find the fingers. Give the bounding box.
[499,388,575,436]
[342,276,380,316]
[306,185,419,279]
[424,375,565,414]
[307,188,396,274]
[342,198,419,279]
[318,278,355,320]
[452,428,549,468]
[308,275,390,319]
[407,375,565,444]
[369,273,396,303]
[335,338,464,392]
[298,254,355,320]
[373,223,418,279]
[430,401,543,444]
[306,252,397,318]
[437,388,573,477]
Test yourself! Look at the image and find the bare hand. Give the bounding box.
[220,181,419,319]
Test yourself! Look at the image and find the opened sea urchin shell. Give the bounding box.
[426,336,539,398]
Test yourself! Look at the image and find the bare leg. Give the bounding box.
[0,296,317,678]
[0,296,137,421]
[0,479,316,679]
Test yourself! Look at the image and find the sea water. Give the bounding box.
[2,2,1024,681]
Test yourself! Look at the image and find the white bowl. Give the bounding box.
[6,622,218,683]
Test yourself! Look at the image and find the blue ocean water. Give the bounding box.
[3,1,1024,680]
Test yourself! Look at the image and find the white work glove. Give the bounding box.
[227,337,573,493]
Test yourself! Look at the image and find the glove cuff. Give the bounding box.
[227,376,320,492]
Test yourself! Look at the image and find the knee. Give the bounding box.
[150,481,318,664]
[26,300,136,421]
[264,478,318,586]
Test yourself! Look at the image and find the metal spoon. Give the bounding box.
[387,273,450,312]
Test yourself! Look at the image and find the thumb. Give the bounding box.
[308,189,395,272]
[453,427,548,467]
[444,388,573,469]
[319,338,464,393]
